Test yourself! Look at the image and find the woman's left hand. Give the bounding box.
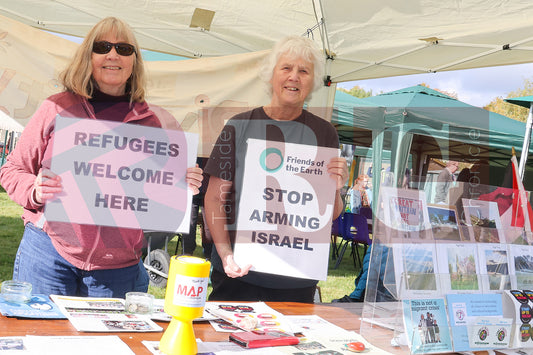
[328,157,348,190]
[186,165,203,194]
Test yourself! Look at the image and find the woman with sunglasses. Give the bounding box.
[0,17,203,298]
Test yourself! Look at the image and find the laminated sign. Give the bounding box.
[233,138,338,280]
[45,116,198,233]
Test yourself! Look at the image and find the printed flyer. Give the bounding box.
[50,295,162,333]
[402,298,453,354]
[477,243,511,292]
[204,302,295,334]
[0,294,65,319]
[446,293,510,351]
[392,243,442,299]
[436,243,481,293]
[379,187,433,241]
[233,138,338,280]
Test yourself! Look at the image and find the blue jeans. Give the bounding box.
[13,223,149,298]
[349,246,371,300]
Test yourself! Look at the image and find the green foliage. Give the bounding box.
[0,187,24,281]
[484,78,533,121]
[338,85,373,98]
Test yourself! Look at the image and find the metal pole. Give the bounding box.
[519,102,533,180]
[1,130,7,166]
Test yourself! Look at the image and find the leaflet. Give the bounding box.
[204,302,294,334]
[402,298,453,354]
[446,293,510,351]
[50,295,162,332]
[0,294,65,319]
[0,335,135,355]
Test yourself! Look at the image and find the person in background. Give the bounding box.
[332,247,371,303]
[434,160,459,204]
[348,174,372,214]
[204,35,348,303]
[0,17,203,298]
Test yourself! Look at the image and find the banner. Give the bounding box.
[233,138,338,280]
[45,116,198,232]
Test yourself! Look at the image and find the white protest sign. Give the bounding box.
[45,115,198,233]
[233,138,338,280]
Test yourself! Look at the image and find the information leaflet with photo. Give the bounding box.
[45,116,198,233]
[233,139,338,280]
[436,243,481,293]
[50,295,162,332]
[379,187,433,241]
[402,298,453,354]
[508,245,533,290]
[0,294,65,319]
[392,243,442,299]
[477,243,511,292]
[204,302,295,334]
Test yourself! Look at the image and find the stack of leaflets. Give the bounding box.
[50,295,162,332]
[0,294,65,319]
[204,302,295,334]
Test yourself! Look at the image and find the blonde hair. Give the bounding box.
[355,174,370,188]
[259,36,325,98]
[60,17,146,102]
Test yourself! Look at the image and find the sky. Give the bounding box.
[54,31,533,108]
[336,63,533,108]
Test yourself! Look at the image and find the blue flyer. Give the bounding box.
[446,293,508,351]
[0,294,66,319]
[402,298,453,354]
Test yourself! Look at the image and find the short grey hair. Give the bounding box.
[258,36,325,97]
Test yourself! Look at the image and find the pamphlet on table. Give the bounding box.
[0,294,65,319]
[204,302,295,334]
[0,335,134,355]
[50,295,162,332]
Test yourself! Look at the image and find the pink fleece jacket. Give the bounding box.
[0,91,180,270]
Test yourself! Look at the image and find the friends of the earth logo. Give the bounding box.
[259,148,325,175]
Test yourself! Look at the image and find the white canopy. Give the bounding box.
[2,0,533,82]
[0,110,24,133]
[2,1,533,156]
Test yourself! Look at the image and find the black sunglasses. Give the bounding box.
[92,41,136,56]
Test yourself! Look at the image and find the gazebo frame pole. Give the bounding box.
[1,130,8,166]
[519,103,533,180]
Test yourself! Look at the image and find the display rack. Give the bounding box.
[359,183,533,354]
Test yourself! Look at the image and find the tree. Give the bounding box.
[419,83,458,100]
[337,85,373,99]
[484,78,533,121]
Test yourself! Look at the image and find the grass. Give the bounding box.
[0,187,24,281]
[0,187,360,302]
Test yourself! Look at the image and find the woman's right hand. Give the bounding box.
[33,168,62,204]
